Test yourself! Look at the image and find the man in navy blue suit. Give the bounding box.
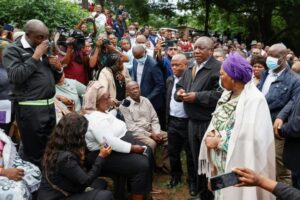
[132,45,165,127]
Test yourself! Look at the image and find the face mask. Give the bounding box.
[136,55,147,64]
[129,30,136,35]
[266,56,280,70]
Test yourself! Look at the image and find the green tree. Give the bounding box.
[0,0,88,31]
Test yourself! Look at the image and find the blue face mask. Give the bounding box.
[136,55,147,64]
[266,56,280,70]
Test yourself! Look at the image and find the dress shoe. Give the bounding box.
[167,177,181,189]
[189,182,198,196]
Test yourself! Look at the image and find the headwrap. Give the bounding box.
[82,81,106,114]
[223,52,253,84]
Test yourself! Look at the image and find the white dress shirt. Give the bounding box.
[85,111,131,153]
[170,76,187,118]
[261,68,286,96]
[195,60,208,74]
[136,62,144,86]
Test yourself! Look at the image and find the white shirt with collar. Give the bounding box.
[194,59,208,74]
[170,76,187,118]
[137,57,147,86]
[262,67,286,96]
[21,35,43,61]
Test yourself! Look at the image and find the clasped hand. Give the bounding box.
[205,130,221,149]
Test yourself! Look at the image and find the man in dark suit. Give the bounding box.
[175,36,222,199]
[132,45,165,127]
[166,54,197,195]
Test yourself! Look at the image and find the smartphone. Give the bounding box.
[102,136,109,148]
[210,171,240,191]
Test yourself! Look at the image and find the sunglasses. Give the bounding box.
[169,47,178,51]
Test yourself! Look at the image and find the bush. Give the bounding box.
[0,0,89,31]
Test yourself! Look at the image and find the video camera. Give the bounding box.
[55,26,85,50]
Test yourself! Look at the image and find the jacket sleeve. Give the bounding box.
[174,70,187,102]
[194,74,222,107]
[277,78,300,121]
[147,64,165,101]
[58,153,105,187]
[272,182,300,200]
[280,98,300,138]
[3,46,39,85]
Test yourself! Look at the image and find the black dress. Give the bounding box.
[37,151,112,200]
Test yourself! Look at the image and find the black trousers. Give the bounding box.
[65,190,112,200]
[15,104,56,167]
[188,119,213,199]
[167,116,196,184]
[86,132,153,199]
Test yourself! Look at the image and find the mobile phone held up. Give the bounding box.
[102,136,109,148]
[210,171,240,191]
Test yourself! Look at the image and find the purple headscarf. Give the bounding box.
[223,52,253,84]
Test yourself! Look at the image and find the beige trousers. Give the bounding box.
[275,138,292,185]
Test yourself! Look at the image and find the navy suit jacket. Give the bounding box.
[132,55,165,109]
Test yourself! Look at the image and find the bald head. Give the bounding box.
[132,45,146,59]
[193,36,214,64]
[136,35,147,44]
[24,19,49,47]
[126,81,141,101]
[195,36,214,49]
[172,53,187,64]
[171,53,187,77]
[268,43,287,58]
[24,19,48,35]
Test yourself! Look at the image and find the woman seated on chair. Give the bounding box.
[0,128,41,200]
[83,81,153,200]
[38,113,113,200]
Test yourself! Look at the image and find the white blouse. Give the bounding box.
[85,111,131,153]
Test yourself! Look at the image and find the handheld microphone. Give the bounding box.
[116,99,131,107]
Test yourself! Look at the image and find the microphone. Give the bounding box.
[116,99,131,107]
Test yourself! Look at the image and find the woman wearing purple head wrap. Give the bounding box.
[199,53,276,199]
[222,52,253,84]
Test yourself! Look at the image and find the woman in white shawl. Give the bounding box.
[199,52,276,200]
[0,128,41,199]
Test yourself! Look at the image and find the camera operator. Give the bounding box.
[59,33,90,85]
[75,18,97,43]
[89,34,128,80]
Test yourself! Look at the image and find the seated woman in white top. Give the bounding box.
[83,81,152,200]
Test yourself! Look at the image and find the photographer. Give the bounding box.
[89,35,128,80]
[75,18,97,43]
[59,31,90,85]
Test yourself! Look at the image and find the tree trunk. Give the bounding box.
[82,0,89,9]
[204,0,211,35]
[95,0,105,7]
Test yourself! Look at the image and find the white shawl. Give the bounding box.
[199,82,276,200]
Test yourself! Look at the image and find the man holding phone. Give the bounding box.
[3,19,63,167]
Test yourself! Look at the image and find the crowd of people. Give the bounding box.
[1,3,300,200]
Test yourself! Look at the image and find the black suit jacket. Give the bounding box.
[132,55,165,109]
[165,76,174,125]
[175,56,222,121]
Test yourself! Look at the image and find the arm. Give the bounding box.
[61,47,73,66]
[89,47,101,68]
[3,47,39,85]
[75,19,86,30]
[58,153,105,187]
[147,64,165,101]
[75,80,86,96]
[148,99,161,133]
[119,106,151,137]
[91,21,97,38]
[233,168,300,200]
[277,98,294,122]
[280,99,300,138]
[194,75,222,107]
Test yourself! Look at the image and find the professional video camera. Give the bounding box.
[55,26,85,50]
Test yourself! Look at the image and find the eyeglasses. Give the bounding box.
[169,47,178,51]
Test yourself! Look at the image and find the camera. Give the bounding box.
[56,26,85,50]
[47,41,55,56]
